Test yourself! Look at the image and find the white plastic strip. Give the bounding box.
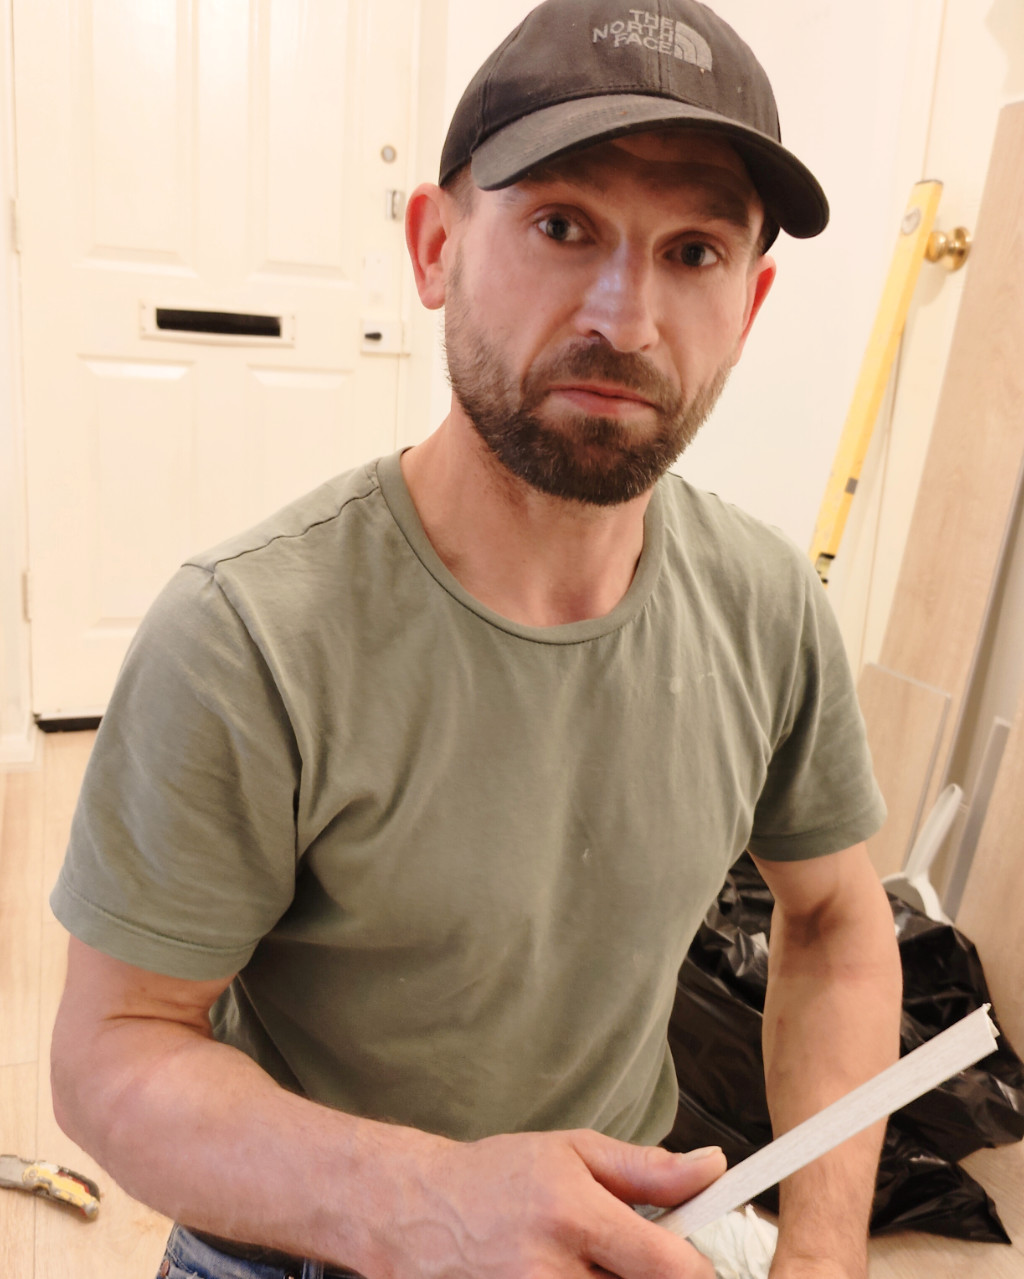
[658,1004,999,1239]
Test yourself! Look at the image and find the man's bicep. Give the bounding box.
[749,842,877,924]
[51,937,239,1161]
[57,934,235,1037]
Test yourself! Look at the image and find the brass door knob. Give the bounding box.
[925,226,972,271]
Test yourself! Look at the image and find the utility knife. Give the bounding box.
[0,1154,101,1219]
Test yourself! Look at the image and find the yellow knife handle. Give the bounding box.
[23,1162,101,1219]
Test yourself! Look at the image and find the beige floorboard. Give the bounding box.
[1,732,170,1279]
[956,696,1024,1058]
[858,664,950,877]
[1,1061,39,1277]
[41,731,95,905]
[0,767,45,1066]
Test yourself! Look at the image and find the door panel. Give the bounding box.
[17,0,417,717]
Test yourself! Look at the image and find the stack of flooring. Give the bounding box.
[857,101,1024,1055]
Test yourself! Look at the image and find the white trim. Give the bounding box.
[0,0,34,747]
[0,720,40,769]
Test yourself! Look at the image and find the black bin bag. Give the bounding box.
[663,853,1024,1241]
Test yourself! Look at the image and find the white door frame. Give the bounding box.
[0,0,37,766]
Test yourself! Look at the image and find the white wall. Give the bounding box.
[0,0,36,765]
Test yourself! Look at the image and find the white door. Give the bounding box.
[15,0,420,719]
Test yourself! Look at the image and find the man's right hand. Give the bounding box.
[376,1128,724,1279]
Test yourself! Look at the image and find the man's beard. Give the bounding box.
[444,268,732,507]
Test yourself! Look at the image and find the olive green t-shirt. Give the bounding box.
[51,452,884,1146]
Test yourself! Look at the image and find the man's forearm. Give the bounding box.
[757,854,902,1277]
[53,1015,440,1271]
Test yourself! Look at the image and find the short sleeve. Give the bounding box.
[50,565,302,979]
[747,560,886,861]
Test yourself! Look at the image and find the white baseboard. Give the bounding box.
[0,721,41,769]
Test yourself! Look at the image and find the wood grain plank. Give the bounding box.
[870,101,1024,855]
[41,731,96,911]
[858,664,951,877]
[955,700,1024,1058]
[0,766,46,1066]
[0,1061,39,1278]
[28,731,171,1278]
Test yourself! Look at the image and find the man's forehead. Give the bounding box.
[607,128,752,175]
[504,129,761,229]
[518,128,750,189]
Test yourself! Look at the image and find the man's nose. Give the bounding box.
[576,251,660,352]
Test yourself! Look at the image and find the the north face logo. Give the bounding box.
[592,9,713,68]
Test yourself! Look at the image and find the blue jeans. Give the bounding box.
[156,1224,363,1279]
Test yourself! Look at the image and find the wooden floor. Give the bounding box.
[1,731,1022,1277]
[0,731,170,1279]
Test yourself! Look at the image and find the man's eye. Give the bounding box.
[679,242,721,268]
[537,214,583,243]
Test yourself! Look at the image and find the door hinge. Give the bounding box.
[21,570,31,622]
[10,198,23,254]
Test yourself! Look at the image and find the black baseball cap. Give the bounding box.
[439,0,828,246]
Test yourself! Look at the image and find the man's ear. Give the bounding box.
[731,255,777,365]
[406,183,454,311]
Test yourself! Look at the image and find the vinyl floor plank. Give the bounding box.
[0,1061,39,1278]
[34,732,170,1278]
[0,767,45,1067]
[40,731,96,911]
[857,664,950,876]
[1,730,170,1279]
[956,700,1024,1058]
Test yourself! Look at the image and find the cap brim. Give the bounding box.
[470,95,828,240]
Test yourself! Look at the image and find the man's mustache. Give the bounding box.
[523,342,680,414]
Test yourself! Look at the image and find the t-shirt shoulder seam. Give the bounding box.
[183,472,382,573]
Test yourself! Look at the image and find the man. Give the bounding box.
[50,1,902,1277]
